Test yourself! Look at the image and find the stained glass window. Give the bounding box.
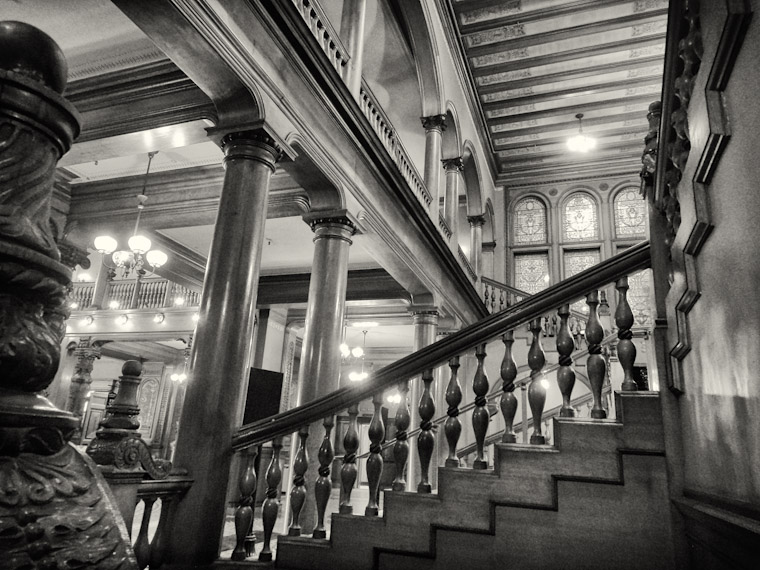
[514,197,547,244]
[563,193,598,241]
[626,269,653,328]
[564,249,600,313]
[614,188,647,237]
[515,253,550,294]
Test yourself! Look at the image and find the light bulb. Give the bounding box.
[171,373,179,382]
[116,314,129,326]
[81,315,94,326]
[153,313,165,324]
[178,373,187,382]
[128,234,151,255]
[70,302,79,309]
[340,343,351,358]
[112,250,134,267]
[192,313,200,322]
[94,235,117,255]
[109,300,120,309]
[566,134,597,153]
[174,297,185,306]
[146,249,168,268]
[77,273,92,282]
[351,346,364,358]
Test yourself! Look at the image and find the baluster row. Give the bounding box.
[228,279,641,560]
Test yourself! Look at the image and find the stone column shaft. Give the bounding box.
[468,214,486,280]
[442,158,463,243]
[421,115,447,215]
[341,0,368,98]
[295,215,355,534]
[166,130,280,566]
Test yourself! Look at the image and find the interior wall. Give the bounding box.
[672,2,760,509]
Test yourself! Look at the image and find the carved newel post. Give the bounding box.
[0,21,136,567]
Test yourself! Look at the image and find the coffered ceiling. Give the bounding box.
[445,0,668,187]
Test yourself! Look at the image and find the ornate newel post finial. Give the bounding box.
[86,361,171,479]
[0,22,137,568]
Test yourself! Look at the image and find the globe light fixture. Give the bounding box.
[94,151,168,278]
[566,113,596,153]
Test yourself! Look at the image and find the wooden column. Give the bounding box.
[586,290,608,418]
[421,114,446,213]
[296,214,355,533]
[500,332,519,443]
[166,129,281,565]
[65,337,101,443]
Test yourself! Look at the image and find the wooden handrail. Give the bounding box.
[232,241,650,451]
[481,276,530,299]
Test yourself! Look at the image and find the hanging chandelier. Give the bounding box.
[93,151,168,278]
[566,113,596,153]
[171,336,192,383]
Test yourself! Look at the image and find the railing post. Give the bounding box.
[313,416,334,538]
[231,447,258,560]
[288,426,309,536]
[444,356,462,467]
[339,404,359,513]
[586,290,608,418]
[417,368,435,492]
[365,392,385,516]
[500,331,518,443]
[528,318,547,444]
[392,381,411,491]
[556,304,577,417]
[615,276,638,391]
[134,497,156,569]
[472,344,490,468]
[259,437,283,562]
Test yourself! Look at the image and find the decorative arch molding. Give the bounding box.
[462,140,484,216]
[283,133,343,212]
[441,102,462,159]
[393,0,444,117]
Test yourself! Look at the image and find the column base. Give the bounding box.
[501,434,517,444]
[560,407,576,418]
[338,504,353,515]
[365,506,378,516]
[473,459,488,470]
[417,483,432,494]
[288,527,301,537]
[591,409,608,419]
[259,552,273,562]
[445,458,461,468]
[312,529,327,539]
[530,434,546,445]
[391,481,407,492]
[621,381,639,391]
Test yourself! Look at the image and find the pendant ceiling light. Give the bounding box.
[566,113,596,153]
[94,151,168,278]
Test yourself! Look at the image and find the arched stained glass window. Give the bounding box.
[515,253,549,294]
[514,197,547,244]
[627,269,653,328]
[563,193,598,241]
[614,188,648,237]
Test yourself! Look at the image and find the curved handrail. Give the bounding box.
[232,241,650,451]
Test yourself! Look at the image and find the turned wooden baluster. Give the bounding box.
[528,318,547,444]
[339,403,360,513]
[417,368,436,492]
[259,437,282,561]
[472,344,490,468]
[392,381,411,491]
[288,426,309,536]
[586,290,608,418]
[500,331,519,443]
[444,357,462,466]
[149,495,174,569]
[134,497,156,569]
[556,304,576,417]
[313,416,334,538]
[615,277,638,391]
[365,392,385,515]
[483,284,491,311]
[231,447,258,560]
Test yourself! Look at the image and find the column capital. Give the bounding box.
[441,157,463,172]
[409,307,439,327]
[421,114,447,132]
[220,129,283,171]
[304,211,358,236]
[467,214,486,227]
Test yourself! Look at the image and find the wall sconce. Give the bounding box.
[153,313,165,324]
[115,314,129,326]
[81,315,94,326]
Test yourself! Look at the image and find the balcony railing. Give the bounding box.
[457,245,477,282]
[71,279,201,311]
[289,0,350,81]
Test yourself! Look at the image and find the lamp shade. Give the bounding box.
[112,250,134,267]
[128,234,152,254]
[94,235,118,254]
[566,134,596,152]
[146,249,168,268]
